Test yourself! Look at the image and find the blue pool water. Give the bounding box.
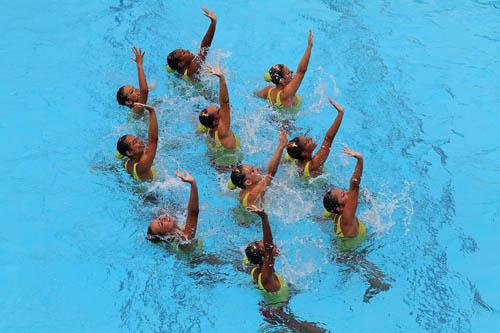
[2,0,499,332]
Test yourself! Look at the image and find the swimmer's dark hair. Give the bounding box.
[286,137,305,161]
[245,243,263,265]
[269,64,285,85]
[323,189,341,215]
[167,50,182,71]
[199,108,216,128]
[117,135,131,157]
[116,86,128,105]
[146,226,163,243]
[231,165,247,189]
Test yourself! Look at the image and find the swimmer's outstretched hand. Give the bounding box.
[343,146,363,159]
[278,129,288,148]
[132,103,154,112]
[176,170,195,184]
[131,47,145,66]
[206,64,223,77]
[247,205,267,217]
[328,98,344,113]
[202,7,217,22]
[308,30,314,47]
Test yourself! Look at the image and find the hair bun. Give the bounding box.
[115,150,125,159]
[264,71,272,82]
[227,179,236,190]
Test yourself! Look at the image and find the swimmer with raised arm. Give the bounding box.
[166,7,217,80]
[245,206,289,307]
[286,98,344,179]
[229,130,287,208]
[115,103,158,181]
[245,207,326,332]
[198,64,239,150]
[147,170,203,256]
[323,148,392,300]
[323,146,366,248]
[116,47,149,113]
[254,31,313,108]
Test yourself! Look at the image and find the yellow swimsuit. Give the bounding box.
[198,124,240,149]
[331,213,367,250]
[266,87,302,107]
[240,192,250,208]
[303,161,311,180]
[167,64,190,80]
[124,160,158,182]
[251,267,290,307]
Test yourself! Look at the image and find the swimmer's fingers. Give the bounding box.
[343,146,362,158]
[176,170,195,183]
[201,7,216,21]
[205,65,222,77]
[308,30,314,46]
[183,170,195,183]
[328,98,344,113]
[133,102,154,112]
[247,205,267,218]
[131,47,144,64]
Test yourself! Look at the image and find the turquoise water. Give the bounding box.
[2,0,499,332]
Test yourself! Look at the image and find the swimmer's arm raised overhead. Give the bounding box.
[248,206,280,292]
[131,47,149,113]
[342,147,363,226]
[177,170,199,240]
[134,103,158,175]
[282,30,313,99]
[191,7,217,73]
[265,130,288,179]
[207,65,231,135]
[310,98,344,171]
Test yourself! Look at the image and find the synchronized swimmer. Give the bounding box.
[113,6,381,328]
[254,30,313,107]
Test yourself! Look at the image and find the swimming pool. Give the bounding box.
[1,0,499,331]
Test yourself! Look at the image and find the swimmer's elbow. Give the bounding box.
[149,134,158,143]
[350,177,360,188]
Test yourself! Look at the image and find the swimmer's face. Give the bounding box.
[149,215,177,235]
[280,65,294,84]
[173,49,194,67]
[297,135,317,154]
[329,188,348,212]
[124,135,145,157]
[123,84,141,105]
[250,240,280,257]
[241,164,261,185]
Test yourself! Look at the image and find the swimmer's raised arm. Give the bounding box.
[177,170,199,240]
[131,47,149,113]
[265,130,288,179]
[342,147,363,226]
[248,206,280,292]
[282,30,313,99]
[192,7,217,72]
[207,65,231,133]
[310,98,344,170]
[134,103,158,175]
